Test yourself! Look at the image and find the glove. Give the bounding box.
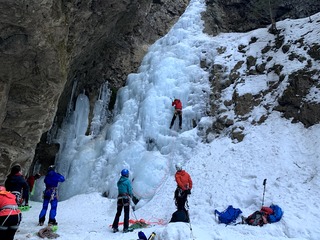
[186,189,191,195]
[132,195,140,205]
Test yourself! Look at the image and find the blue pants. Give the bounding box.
[39,197,58,222]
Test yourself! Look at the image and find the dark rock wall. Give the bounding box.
[0,0,189,182]
[0,1,69,179]
[202,0,320,35]
[0,0,319,182]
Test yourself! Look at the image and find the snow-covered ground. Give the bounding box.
[16,113,320,239]
[15,0,320,239]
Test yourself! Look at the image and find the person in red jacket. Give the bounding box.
[174,163,192,212]
[170,99,182,130]
[0,186,22,240]
[26,173,41,193]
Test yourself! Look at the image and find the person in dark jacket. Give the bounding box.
[38,165,65,226]
[0,185,22,240]
[5,164,29,206]
[170,99,183,130]
[112,169,135,233]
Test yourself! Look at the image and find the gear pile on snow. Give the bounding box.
[215,179,284,226]
[37,226,60,239]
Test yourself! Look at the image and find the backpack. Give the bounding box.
[138,231,147,240]
[170,209,190,223]
[260,206,274,215]
[214,205,242,224]
[245,211,266,226]
[268,204,283,223]
[11,191,23,206]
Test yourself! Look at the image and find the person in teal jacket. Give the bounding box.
[112,169,134,233]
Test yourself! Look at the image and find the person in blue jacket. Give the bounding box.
[38,165,65,226]
[112,169,134,233]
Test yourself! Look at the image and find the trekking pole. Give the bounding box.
[185,203,195,240]
[188,214,196,240]
[131,205,145,228]
[261,179,267,207]
[131,206,139,221]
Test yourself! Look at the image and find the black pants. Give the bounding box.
[175,188,188,211]
[112,198,130,230]
[0,213,21,240]
[170,110,182,128]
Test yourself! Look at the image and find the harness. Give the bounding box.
[0,205,18,211]
[174,109,182,115]
[174,187,189,211]
[117,193,130,206]
[43,187,57,201]
[117,193,130,198]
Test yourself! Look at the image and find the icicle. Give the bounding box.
[90,82,112,136]
[67,79,78,117]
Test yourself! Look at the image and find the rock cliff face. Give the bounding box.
[203,30,320,142]
[0,0,189,181]
[0,0,319,182]
[202,0,320,35]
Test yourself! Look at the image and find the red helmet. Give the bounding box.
[0,186,6,191]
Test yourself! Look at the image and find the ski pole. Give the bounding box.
[261,179,267,207]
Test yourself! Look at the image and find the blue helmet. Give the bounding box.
[121,169,129,177]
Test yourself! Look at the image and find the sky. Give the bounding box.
[15,0,320,239]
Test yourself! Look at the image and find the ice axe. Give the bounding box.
[261,178,267,207]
